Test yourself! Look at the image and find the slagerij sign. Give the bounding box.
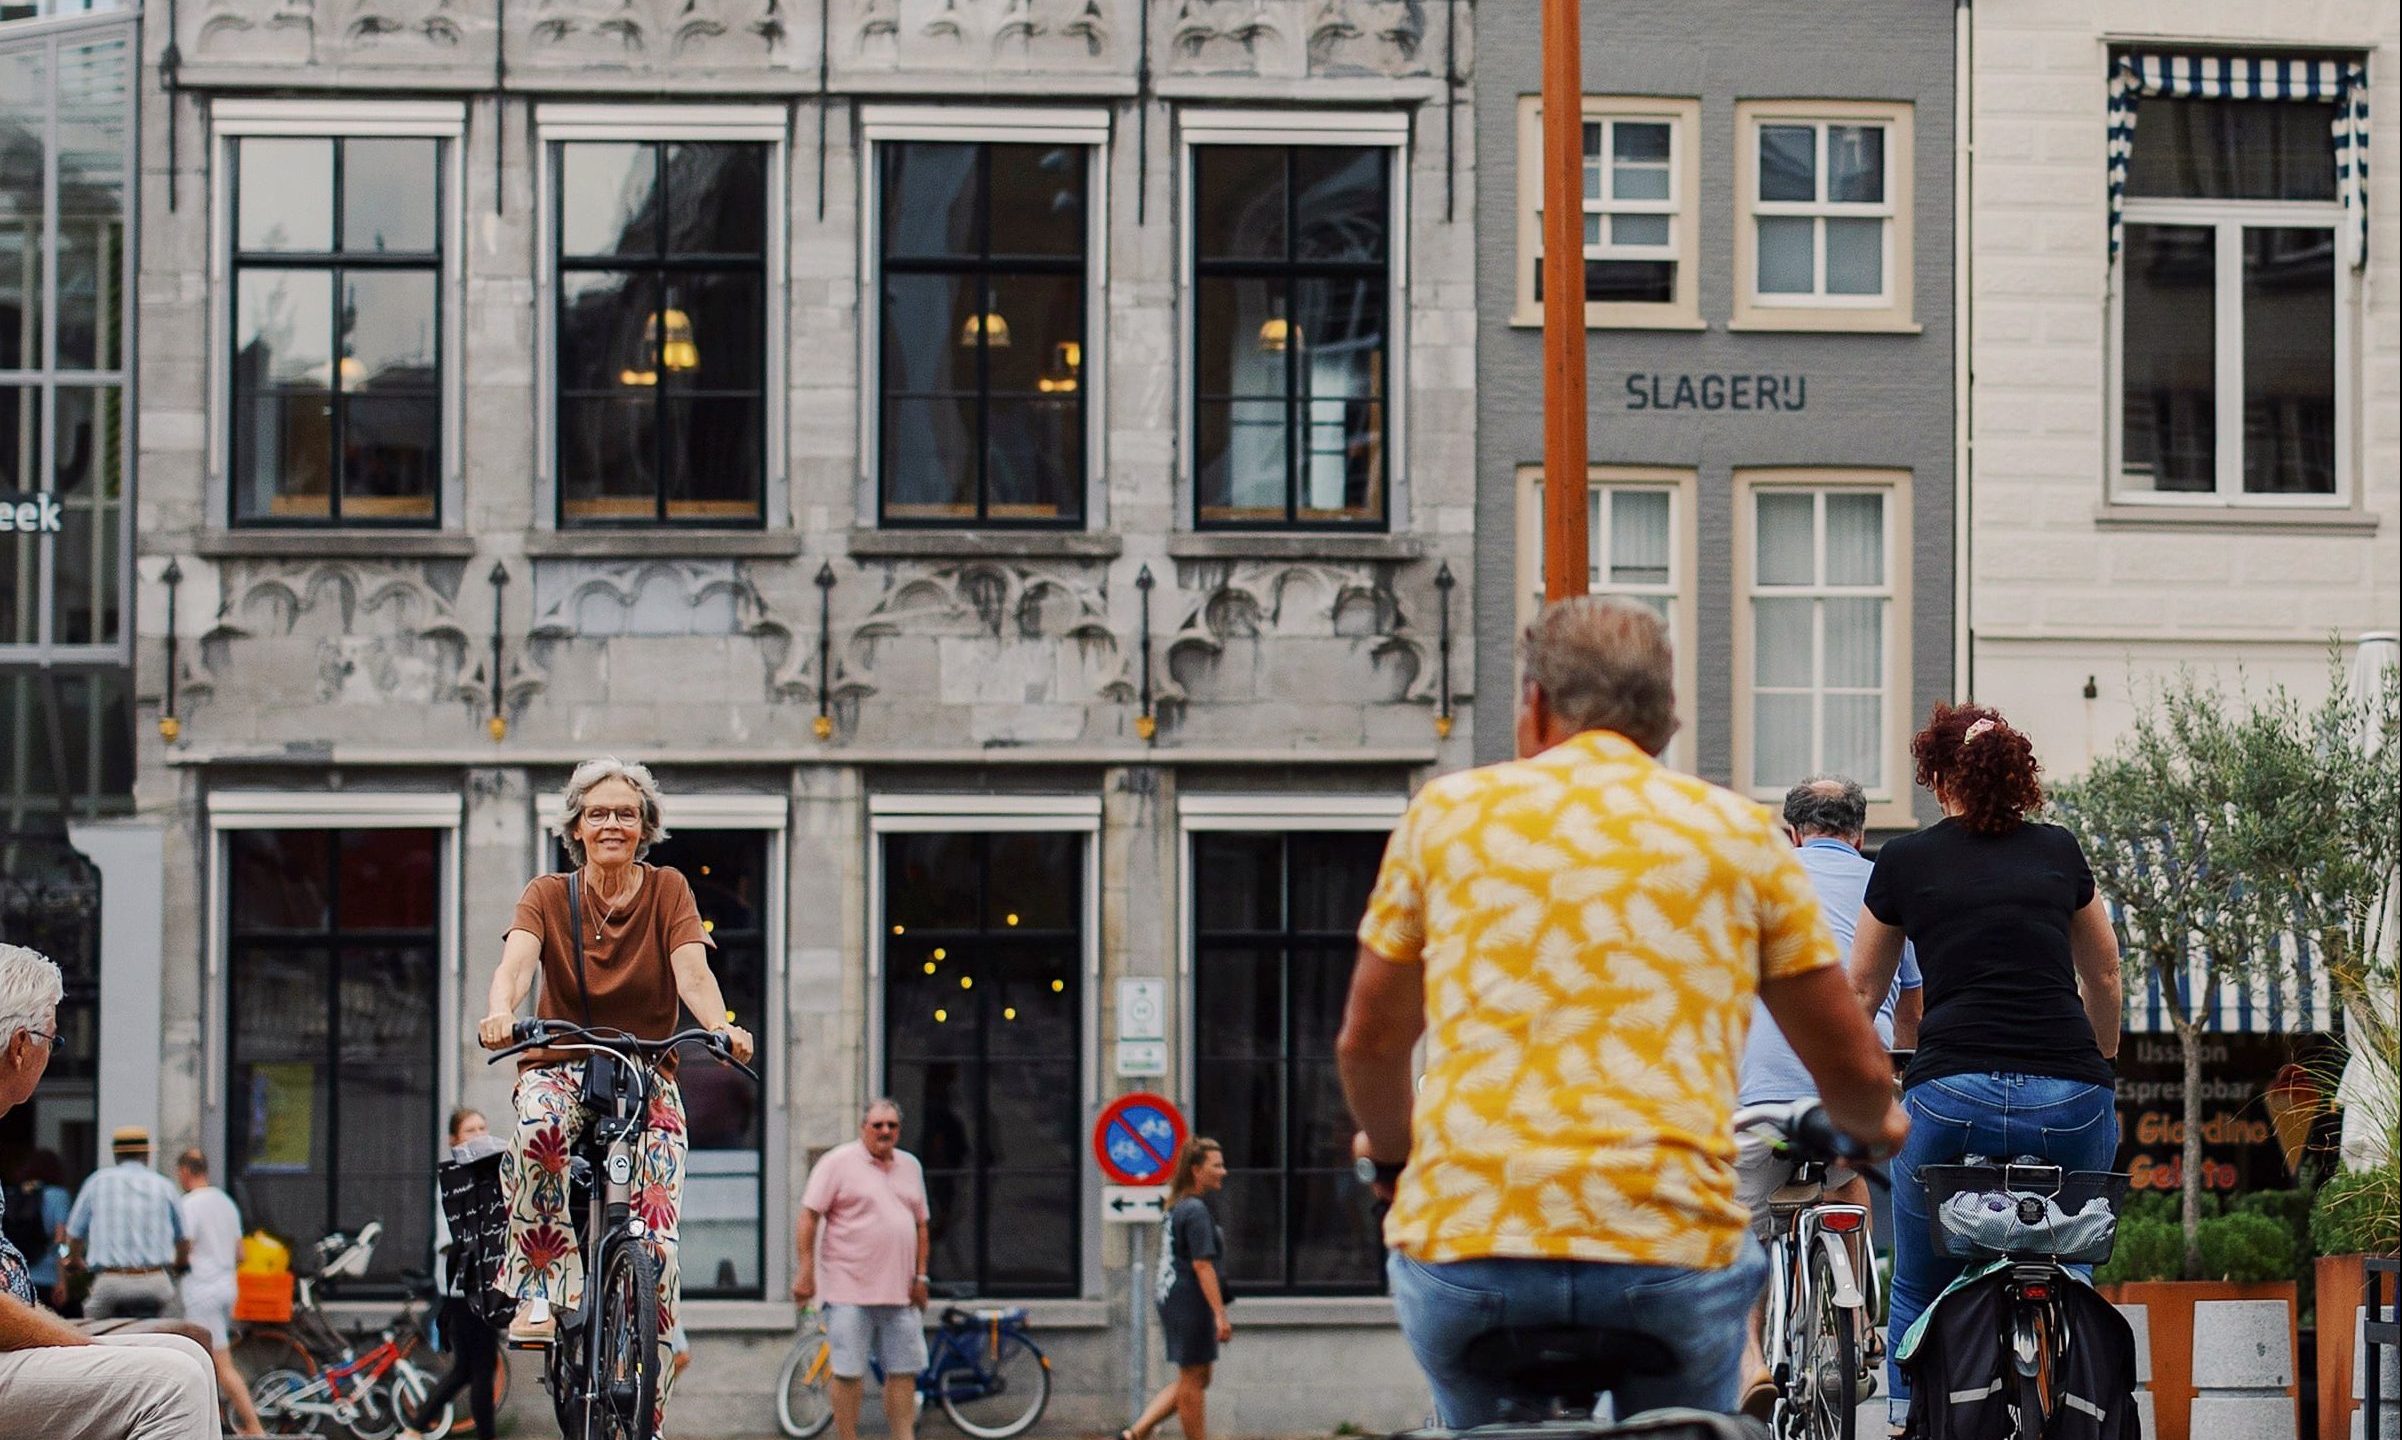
[0,492,64,534]
[1623,373,1807,412]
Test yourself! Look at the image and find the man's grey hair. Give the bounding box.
[555,756,671,865]
[1783,776,1869,840]
[0,943,65,1046]
[1520,596,1681,755]
[864,1097,903,1123]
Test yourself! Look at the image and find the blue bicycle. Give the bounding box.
[777,1304,1051,1439]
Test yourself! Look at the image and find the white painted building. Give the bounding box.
[1963,0,2402,774]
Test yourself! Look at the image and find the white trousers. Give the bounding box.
[0,1331,219,1440]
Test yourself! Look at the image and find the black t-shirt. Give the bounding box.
[1863,818,2115,1090]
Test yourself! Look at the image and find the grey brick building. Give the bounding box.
[62,0,1478,1428]
[1473,0,1956,832]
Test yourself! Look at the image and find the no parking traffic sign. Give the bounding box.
[1092,1091,1186,1187]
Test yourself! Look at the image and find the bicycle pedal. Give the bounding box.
[505,1333,556,1352]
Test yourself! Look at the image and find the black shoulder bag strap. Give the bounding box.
[565,870,623,1110]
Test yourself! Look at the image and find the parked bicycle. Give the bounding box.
[777,1301,1052,1439]
[1734,1101,1881,1440]
[227,1223,512,1421]
[248,1271,451,1439]
[485,1017,757,1440]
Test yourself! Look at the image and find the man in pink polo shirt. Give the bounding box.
[796,1098,932,1440]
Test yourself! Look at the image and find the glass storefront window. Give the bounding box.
[881,831,1082,1297]
[226,829,441,1288]
[1191,831,1385,1294]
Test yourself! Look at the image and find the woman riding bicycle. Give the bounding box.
[476,757,756,1430]
[1847,705,2121,1437]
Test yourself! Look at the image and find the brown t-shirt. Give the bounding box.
[507,864,712,1069]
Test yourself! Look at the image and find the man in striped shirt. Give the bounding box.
[67,1128,190,1321]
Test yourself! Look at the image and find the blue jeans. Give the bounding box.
[1885,1072,2118,1424]
[1387,1243,1769,1426]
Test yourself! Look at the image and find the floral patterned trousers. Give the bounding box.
[505,1061,685,1424]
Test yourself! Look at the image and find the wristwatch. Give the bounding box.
[1351,1155,1405,1186]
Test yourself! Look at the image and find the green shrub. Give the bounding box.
[2121,1189,2222,1228]
[2311,1165,2402,1257]
[2097,1215,2185,1284]
[2232,1188,2310,1233]
[2196,1211,2299,1284]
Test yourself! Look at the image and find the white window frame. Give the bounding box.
[2108,200,2353,509]
[535,104,791,531]
[1175,108,1412,533]
[206,100,468,529]
[1733,101,1918,333]
[1513,95,1703,330]
[864,793,1103,1298]
[1514,465,1699,773]
[858,106,1111,530]
[201,791,465,1165]
[1732,471,1915,830]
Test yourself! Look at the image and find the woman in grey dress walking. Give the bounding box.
[1119,1139,1231,1440]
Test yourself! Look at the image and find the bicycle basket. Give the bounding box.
[1920,1164,2129,1264]
[437,1149,516,1329]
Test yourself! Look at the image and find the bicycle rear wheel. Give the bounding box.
[233,1325,321,1385]
[386,1363,452,1440]
[592,1240,662,1440]
[777,1325,836,1439]
[1801,1247,1858,1440]
[2009,1301,2053,1440]
[937,1332,1051,1439]
[250,1368,324,1436]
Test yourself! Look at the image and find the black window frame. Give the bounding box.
[228,136,444,530]
[875,141,1090,530]
[880,831,1084,1298]
[223,827,443,1295]
[1191,144,1393,533]
[1190,829,1388,1296]
[552,140,771,530]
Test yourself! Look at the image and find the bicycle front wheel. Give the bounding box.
[1800,1247,1858,1440]
[251,1368,324,1437]
[937,1331,1051,1440]
[777,1326,836,1439]
[592,1240,663,1440]
[385,1363,452,1440]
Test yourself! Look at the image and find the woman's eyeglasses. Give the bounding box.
[581,806,644,828]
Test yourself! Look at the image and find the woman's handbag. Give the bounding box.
[565,871,629,1113]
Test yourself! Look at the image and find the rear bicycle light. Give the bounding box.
[1820,1210,1863,1233]
[2021,1283,2052,1302]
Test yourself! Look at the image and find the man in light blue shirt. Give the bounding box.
[1733,777,1919,1413]
[66,1128,188,1322]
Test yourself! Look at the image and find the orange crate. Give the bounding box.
[233,1270,293,1323]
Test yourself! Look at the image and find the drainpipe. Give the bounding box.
[1954,0,1974,702]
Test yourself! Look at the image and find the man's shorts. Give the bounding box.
[823,1303,929,1381]
[1734,1129,1857,1240]
[180,1280,236,1348]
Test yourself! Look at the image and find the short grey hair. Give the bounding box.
[1520,596,1680,755]
[1784,776,1869,839]
[864,1097,903,1123]
[0,944,65,1046]
[555,757,671,866]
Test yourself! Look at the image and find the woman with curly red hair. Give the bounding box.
[1848,703,2124,1433]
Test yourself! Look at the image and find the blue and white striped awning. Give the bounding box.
[2117,924,2341,1035]
[2107,51,2371,270]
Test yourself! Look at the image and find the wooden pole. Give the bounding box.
[1540,0,1590,602]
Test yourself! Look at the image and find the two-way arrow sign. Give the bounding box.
[1101,1184,1166,1223]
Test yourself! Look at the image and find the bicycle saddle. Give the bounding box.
[940,1304,1027,1327]
[1458,1325,1676,1401]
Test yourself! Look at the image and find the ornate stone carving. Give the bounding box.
[841,561,1131,743]
[1163,0,1429,79]
[1160,560,1433,717]
[334,0,470,51]
[519,0,791,66]
[520,559,827,708]
[193,0,318,62]
[844,0,1120,73]
[199,560,481,713]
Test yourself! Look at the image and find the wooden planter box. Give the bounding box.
[2322,1256,2367,1440]
[2100,1279,2300,1440]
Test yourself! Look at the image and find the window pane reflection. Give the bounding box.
[2241,226,2335,495]
[2119,223,2217,493]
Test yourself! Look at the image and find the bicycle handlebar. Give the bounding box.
[485,1018,760,1082]
[1732,1099,1889,1188]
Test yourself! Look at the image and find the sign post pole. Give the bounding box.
[1128,1221,1148,1427]
[1093,1091,1187,1438]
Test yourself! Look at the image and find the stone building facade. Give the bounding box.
[117,0,1475,1429]
[1962,0,2402,771]
[1472,0,1957,831]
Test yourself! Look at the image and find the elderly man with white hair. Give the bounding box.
[0,942,220,1440]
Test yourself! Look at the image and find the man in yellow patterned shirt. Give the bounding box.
[1337,597,1905,1425]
